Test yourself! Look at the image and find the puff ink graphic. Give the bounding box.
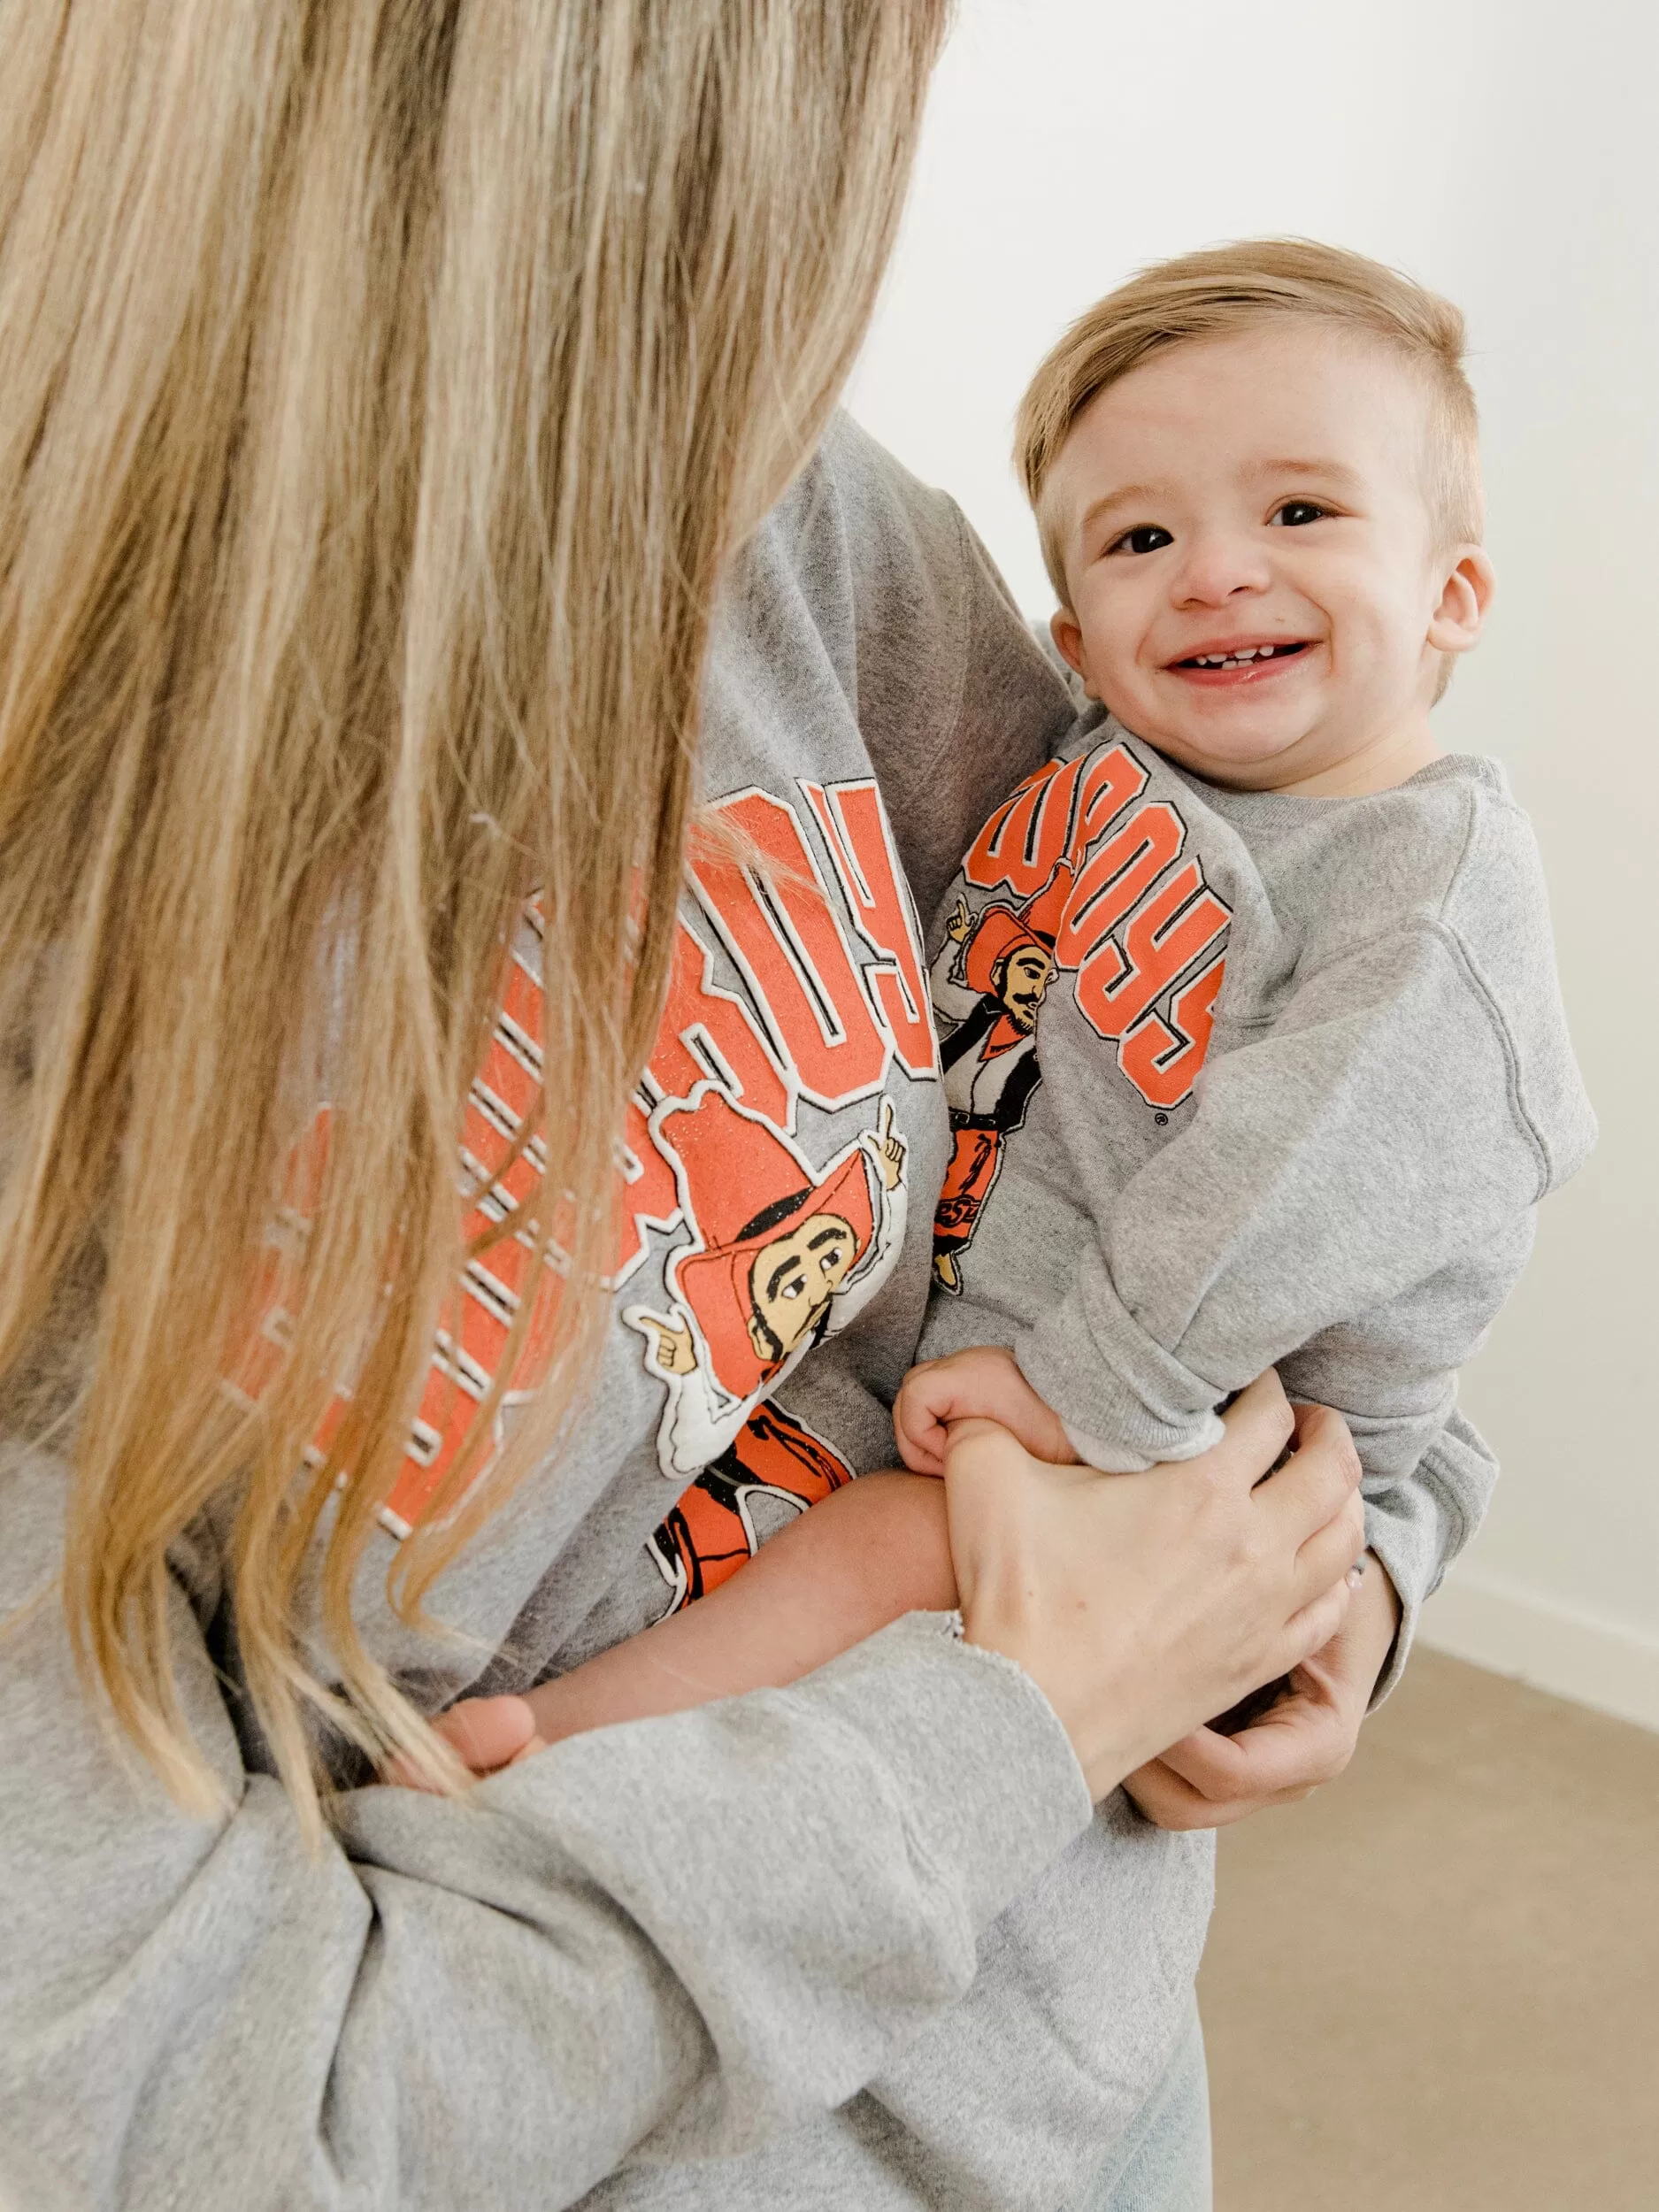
[247,777,930,1547]
[647,1399,856,1615]
[929,864,1071,1294]
[624,1082,906,1482]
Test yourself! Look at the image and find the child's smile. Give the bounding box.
[1166,636,1315,685]
[1045,323,1494,798]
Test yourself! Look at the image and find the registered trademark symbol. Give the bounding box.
[1154,1112,1169,1125]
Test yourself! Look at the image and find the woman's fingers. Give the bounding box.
[1127,1630,1379,1830]
[1122,1760,1228,1829]
[1125,1754,1316,1832]
[1280,1491,1367,1631]
[1252,1402,1364,1580]
[1279,1573,1357,1678]
[1128,1709,1332,1828]
[1154,1723,1266,1794]
[1140,1546,1398,1834]
[1206,1371,1295,1489]
[1157,1699,1345,1799]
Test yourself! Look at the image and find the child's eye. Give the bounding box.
[1108,523,1173,557]
[1269,501,1329,528]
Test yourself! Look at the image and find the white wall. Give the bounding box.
[848,0,1659,1727]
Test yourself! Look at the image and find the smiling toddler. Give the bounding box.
[901,239,1594,1528]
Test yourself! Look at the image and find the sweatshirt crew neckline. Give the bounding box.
[1147,741,1507,833]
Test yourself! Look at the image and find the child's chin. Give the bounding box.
[1161,727,1308,783]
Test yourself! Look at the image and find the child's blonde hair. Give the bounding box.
[1017,238,1482,607]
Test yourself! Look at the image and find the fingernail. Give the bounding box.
[1346,1561,1367,1586]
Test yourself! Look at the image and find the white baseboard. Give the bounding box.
[1419,1568,1659,1734]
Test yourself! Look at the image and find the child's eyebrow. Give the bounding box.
[1077,483,1157,539]
[1249,456,1366,493]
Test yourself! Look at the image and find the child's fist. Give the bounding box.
[893,1343,1076,1475]
[381,1694,543,1792]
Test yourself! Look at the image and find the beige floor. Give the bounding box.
[1198,1650,1659,2211]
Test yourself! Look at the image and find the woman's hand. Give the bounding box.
[942,1379,1365,1803]
[1122,1549,1402,1829]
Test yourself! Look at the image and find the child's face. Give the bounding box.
[1046,324,1493,795]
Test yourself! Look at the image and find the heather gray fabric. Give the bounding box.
[1,419,1500,2212]
[0,1453,1086,2209]
[919,709,1593,1604]
[1069,2005,1210,2212]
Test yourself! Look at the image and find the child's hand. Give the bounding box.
[894,1343,1076,1475]
[382,1694,543,1792]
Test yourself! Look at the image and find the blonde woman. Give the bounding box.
[0,7,1390,2209]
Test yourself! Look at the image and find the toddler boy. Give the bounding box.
[894,238,1594,1503]
[416,242,1594,1773]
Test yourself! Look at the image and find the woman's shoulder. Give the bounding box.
[753,414,1075,922]
[742,410,978,663]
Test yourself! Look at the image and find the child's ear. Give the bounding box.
[1426,546,1496,657]
[1049,610,1100,697]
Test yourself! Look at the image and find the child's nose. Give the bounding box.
[1171,531,1271,608]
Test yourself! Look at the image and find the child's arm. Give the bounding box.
[400,1472,957,1781]
[1012,919,1581,1483]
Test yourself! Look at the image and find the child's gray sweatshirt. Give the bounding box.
[0,419,1506,2212]
[918,711,1596,1480]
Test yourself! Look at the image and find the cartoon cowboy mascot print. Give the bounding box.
[625,1080,907,1483]
[928,864,1071,1294]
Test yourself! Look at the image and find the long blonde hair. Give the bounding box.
[0,0,948,1831]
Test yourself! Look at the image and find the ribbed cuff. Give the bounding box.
[1018,1283,1225,1473]
[1363,1494,1448,1708]
[795,1612,1094,1927]
[1061,1414,1225,1473]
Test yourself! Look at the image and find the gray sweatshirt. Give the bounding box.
[0,419,1501,2212]
[918,710,1596,1490]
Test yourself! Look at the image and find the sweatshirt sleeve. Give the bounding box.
[0,1444,1090,2212]
[1018,921,1558,1475]
[1363,1405,1499,1705]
